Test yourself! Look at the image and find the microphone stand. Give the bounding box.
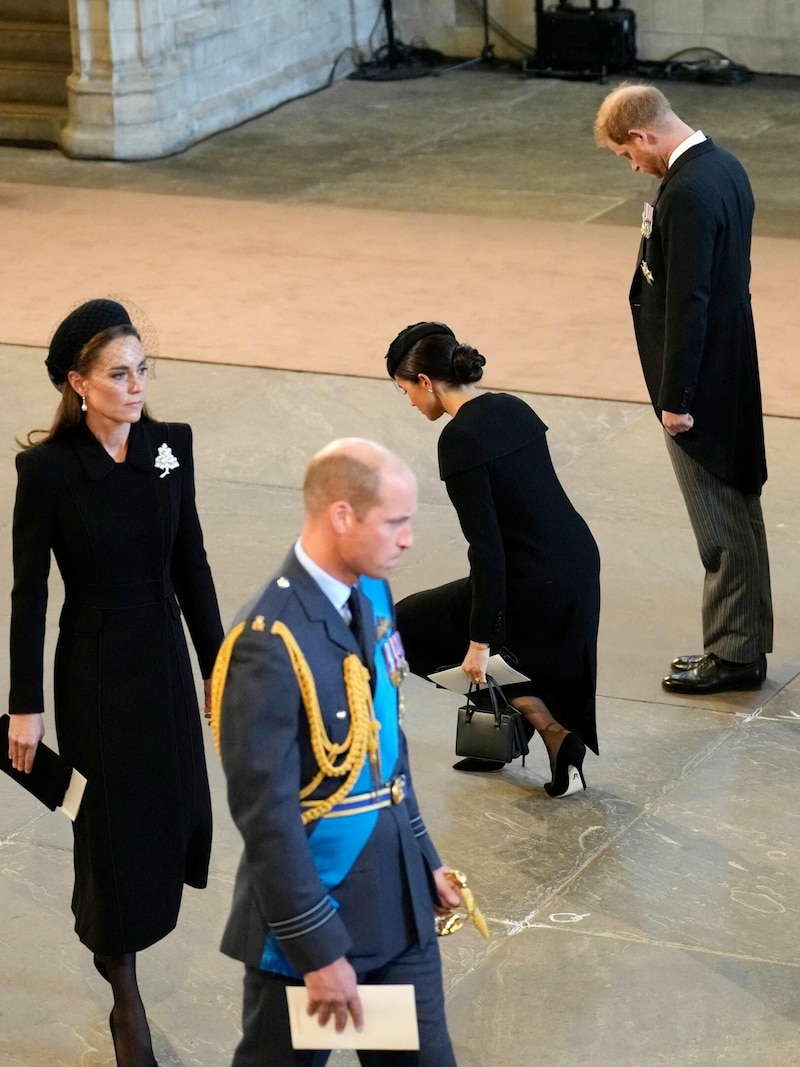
[436,0,496,75]
[359,0,437,81]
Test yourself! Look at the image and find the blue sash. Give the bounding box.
[260,577,400,976]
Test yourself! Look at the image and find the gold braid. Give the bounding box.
[270,621,381,825]
[209,621,246,758]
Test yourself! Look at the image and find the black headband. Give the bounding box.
[385,321,456,378]
[46,299,133,388]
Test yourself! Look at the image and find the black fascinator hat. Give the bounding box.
[45,299,133,388]
[385,320,455,378]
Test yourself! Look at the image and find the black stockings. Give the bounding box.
[509,695,567,770]
[94,952,156,1067]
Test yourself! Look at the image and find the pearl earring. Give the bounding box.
[81,395,87,412]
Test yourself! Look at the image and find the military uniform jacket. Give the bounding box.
[219,550,443,976]
[629,138,767,494]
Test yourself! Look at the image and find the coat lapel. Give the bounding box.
[74,422,115,480]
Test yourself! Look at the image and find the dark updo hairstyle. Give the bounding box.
[385,321,486,388]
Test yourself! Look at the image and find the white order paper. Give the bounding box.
[428,654,529,694]
[286,984,419,1050]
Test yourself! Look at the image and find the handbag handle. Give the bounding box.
[465,675,507,727]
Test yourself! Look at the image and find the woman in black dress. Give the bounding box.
[7,300,223,1066]
[385,321,600,797]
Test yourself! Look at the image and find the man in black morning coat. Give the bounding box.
[594,83,772,695]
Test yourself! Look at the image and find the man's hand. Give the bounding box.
[304,957,363,1032]
[433,866,463,913]
[202,678,213,721]
[662,410,694,437]
[8,713,45,774]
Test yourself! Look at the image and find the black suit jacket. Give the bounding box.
[219,550,442,976]
[629,138,767,494]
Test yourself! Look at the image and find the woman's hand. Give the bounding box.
[461,642,490,686]
[8,713,45,774]
[202,679,213,721]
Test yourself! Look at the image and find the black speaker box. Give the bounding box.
[536,1,636,73]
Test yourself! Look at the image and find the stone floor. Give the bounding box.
[1,66,799,1067]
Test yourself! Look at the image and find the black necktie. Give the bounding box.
[347,588,371,666]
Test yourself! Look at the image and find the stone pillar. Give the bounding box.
[61,0,192,159]
[58,1,377,160]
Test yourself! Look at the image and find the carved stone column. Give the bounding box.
[61,0,192,159]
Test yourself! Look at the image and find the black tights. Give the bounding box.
[94,952,156,1067]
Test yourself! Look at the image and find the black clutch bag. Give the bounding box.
[455,677,529,765]
[0,713,74,811]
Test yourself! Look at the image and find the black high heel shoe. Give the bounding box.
[109,1008,158,1067]
[544,733,586,797]
[453,757,505,772]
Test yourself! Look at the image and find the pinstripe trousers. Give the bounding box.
[665,433,773,661]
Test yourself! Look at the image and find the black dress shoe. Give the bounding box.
[670,652,767,674]
[662,653,765,694]
[670,653,706,671]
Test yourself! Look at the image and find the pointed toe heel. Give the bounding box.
[544,733,587,798]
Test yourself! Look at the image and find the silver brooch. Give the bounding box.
[154,443,180,478]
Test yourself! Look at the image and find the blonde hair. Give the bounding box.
[594,82,674,146]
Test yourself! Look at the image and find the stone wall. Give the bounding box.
[397,1,800,76]
[63,0,376,160]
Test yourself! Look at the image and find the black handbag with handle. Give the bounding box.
[455,677,529,765]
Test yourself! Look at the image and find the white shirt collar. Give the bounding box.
[294,539,352,616]
[669,129,706,169]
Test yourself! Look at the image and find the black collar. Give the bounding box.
[74,419,155,481]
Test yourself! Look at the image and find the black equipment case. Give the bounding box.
[535,0,636,74]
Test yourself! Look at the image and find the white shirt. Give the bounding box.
[293,539,352,620]
[669,129,707,169]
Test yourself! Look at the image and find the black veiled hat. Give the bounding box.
[45,299,133,388]
[385,321,456,378]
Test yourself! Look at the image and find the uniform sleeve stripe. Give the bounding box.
[270,898,337,940]
[273,909,336,942]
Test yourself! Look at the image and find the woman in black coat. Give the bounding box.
[7,300,223,1067]
[385,321,600,797]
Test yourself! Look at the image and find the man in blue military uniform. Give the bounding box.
[213,438,460,1066]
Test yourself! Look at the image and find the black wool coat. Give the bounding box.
[629,138,767,494]
[397,393,601,754]
[9,419,223,954]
